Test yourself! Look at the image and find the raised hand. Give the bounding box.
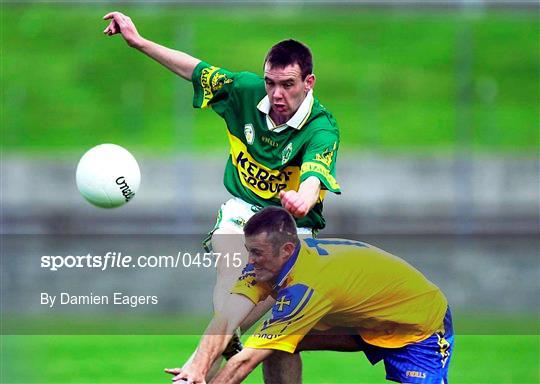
[103,11,143,48]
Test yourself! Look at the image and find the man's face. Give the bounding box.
[245,232,292,283]
[264,62,315,123]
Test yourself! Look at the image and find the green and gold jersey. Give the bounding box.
[192,62,340,230]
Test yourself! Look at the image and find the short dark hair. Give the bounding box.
[264,39,313,80]
[244,207,299,252]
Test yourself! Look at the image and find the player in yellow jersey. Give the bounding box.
[165,207,454,383]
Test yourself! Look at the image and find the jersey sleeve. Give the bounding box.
[191,61,236,117]
[300,129,341,193]
[244,283,333,353]
[230,264,273,304]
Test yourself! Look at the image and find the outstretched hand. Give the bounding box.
[164,367,206,384]
[102,11,143,48]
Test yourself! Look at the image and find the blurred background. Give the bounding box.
[1,1,539,383]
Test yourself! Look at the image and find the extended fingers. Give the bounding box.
[173,374,189,382]
[164,368,189,382]
[103,11,124,20]
[103,12,125,35]
[103,11,129,29]
[103,20,117,35]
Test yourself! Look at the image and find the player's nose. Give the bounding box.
[272,87,284,100]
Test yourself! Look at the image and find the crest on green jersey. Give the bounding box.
[282,142,293,165]
[244,124,255,145]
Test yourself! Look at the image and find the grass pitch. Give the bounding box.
[2,334,538,383]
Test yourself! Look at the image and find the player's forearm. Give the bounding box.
[191,334,231,375]
[190,318,234,375]
[210,348,271,384]
[298,176,322,210]
[134,37,200,81]
[209,356,255,384]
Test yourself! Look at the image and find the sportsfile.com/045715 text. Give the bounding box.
[40,252,243,271]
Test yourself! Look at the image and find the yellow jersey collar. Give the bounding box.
[257,90,314,132]
[274,242,301,289]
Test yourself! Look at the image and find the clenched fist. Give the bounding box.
[279,190,310,218]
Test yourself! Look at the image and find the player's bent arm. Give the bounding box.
[189,294,255,377]
[279,176,321,218]
[210,348,273,384]
[298,176,322,210]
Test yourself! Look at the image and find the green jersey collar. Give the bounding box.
[257,90,314,132]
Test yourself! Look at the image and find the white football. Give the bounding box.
[76,144,141,208]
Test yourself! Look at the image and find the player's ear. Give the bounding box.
[305,74,316,92]
[281,242,296,257]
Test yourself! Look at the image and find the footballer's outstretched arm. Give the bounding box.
[209,347,273,384]
[165,293,256,383]
[103,11,200,81]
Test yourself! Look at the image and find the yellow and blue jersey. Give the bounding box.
[231,238,448,352]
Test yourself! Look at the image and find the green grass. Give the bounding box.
[2,334,539,383]
[1,314,538,382]
[2,5,538,153]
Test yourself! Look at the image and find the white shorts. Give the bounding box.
[214,197,313,234]
[203,197,313,251]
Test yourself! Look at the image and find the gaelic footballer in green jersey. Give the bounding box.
[103,12,341,381]
[192,62,341,231]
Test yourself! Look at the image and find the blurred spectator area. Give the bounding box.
[2,154,538,235]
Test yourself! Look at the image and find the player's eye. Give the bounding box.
[252,249,264,258]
